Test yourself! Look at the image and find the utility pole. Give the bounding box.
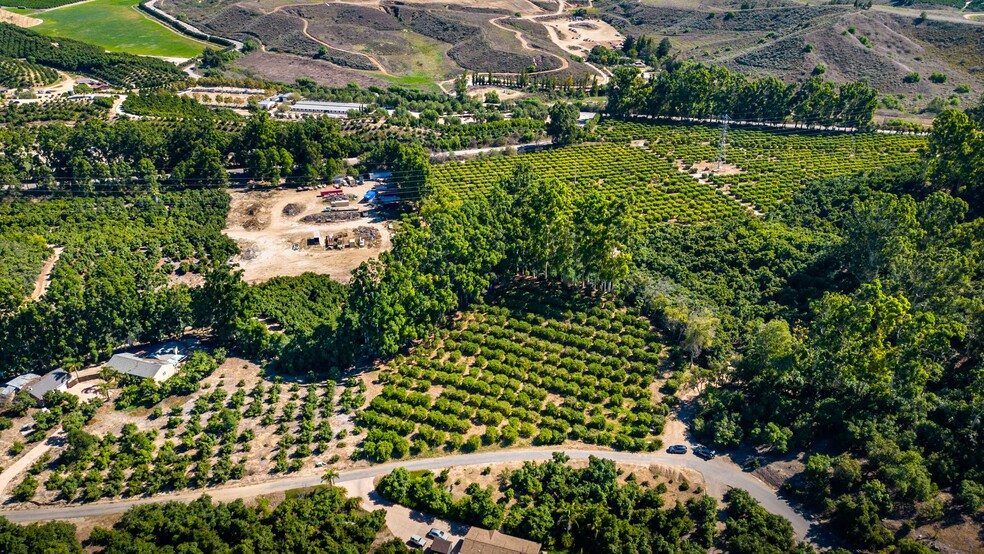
[717,114,730,170]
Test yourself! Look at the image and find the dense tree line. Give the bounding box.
[0,486,408,553]
[0,113,354,187]
[606,61,878,129]
[344,163,634,358]
[0,189,236,377]
[589,35,671,66]
[378,453,811,553]
[0,517,83,554]
[927,101,984,215]
[90,488,391,553]
[630,99,984,551]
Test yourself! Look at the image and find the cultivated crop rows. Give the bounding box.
[601,121,926,212]
[357,283,670,461]
[431,142,746,225]
[0,57,58,88]
[26,374,349,504]
[432,122,926,219]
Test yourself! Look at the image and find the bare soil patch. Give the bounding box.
[0,8,41,27]
[677,160,743,184]
[540,15,623,53]
[224,186,394,284]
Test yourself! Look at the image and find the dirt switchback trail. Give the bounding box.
[488,15,570,74]
[268,3,389,74]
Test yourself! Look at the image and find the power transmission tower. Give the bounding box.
[717,114,729,170]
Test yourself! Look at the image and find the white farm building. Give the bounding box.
[107,343,188,382]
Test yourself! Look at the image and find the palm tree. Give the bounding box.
[321,468,339,487]
[63,357,82,384]
[98,366,115,401]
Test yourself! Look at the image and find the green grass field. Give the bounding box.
[34,0,205,58]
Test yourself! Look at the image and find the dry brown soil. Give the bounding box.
[224,185,394,284]
[0,8,41,27]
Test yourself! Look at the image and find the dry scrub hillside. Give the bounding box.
[159,0,596,81]
[598,0,984,102]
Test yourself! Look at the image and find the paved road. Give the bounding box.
[143,0,244,51]
[0,448,814,540]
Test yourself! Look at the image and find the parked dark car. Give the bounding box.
[694,446,716,460]
[666,444,688,454]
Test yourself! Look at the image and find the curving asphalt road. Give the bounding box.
[0,447,814,541]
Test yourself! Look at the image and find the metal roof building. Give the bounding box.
[289,101,367,117]
[108,354,177,382]
[26,369,71,401]
[0,373,41,399]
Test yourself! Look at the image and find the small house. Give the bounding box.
[430,537,455,554]
[107,343,187,383]
[0,373,41,404]
[26,369,71,402]
[460,528,541,554]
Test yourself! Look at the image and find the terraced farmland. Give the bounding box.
[357,283,670,461]
[431,121,926,219]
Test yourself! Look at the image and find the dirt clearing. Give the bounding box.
[540,15,623,54]
[0,8,41,27]
[224,186,395,284]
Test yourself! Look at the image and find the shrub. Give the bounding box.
[928,73,947,84]
[903,72,920,83]
[12,474,38,501]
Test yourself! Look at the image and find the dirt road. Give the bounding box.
[30,247,62,301]
[0,429,64,500]
[267,4,389,74]
[0,448,815,541]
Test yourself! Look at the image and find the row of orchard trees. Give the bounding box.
[348,163,635,357]
[606,62,878,129]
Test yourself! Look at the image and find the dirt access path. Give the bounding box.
[0,429,64,501]
[30,247,63,301]
[520,0,612,84]
[488,12,570,74]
